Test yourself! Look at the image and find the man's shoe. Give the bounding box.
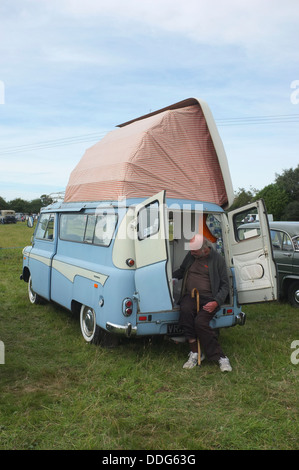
[219,356,232,372]
[183,351,198,369]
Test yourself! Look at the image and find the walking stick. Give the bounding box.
[191,288,201,366]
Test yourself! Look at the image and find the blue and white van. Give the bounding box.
[20,99,278,345]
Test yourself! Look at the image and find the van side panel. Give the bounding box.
[51,237,136,331]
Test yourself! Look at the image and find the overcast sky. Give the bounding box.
[0,0,298,202]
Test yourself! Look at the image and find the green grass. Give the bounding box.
[0,223,298,450]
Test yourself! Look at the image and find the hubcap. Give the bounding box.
[28,278,36,303]
[82,307,95,339]
[295,289,299,304]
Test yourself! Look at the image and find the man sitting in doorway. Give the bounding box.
[172,234,232,372]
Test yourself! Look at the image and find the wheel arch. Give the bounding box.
[22,266,30,283]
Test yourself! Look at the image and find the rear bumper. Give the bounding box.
[106,321,137,337]
[235,312,246,326]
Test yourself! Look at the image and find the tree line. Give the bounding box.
[1,165,299,220]
[229,164,299,220]
[0,194,54,214]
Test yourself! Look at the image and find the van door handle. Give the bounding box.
[282,253,292,257]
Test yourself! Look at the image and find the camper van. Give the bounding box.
[20,98,278,345]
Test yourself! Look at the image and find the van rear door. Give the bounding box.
[134,190,173,313]
[227,199,277,304]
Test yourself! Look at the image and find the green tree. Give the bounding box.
[281,201,299,221]
[28,198,43,214]
[8,198,30,213]
[0,196,8,209]
[229,187,257,211]
[254,184,290,220]
[275,165,299,202]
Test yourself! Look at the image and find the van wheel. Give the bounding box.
[79,304,119,347]
[28,276,43,304]
[80,305,101,344]
[288,281,299,308]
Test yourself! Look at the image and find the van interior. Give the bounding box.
[168,209,229,305]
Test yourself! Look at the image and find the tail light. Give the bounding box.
[123,298,133,316]
[126,258,135,267]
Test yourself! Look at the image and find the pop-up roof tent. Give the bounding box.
[64,98,234,209]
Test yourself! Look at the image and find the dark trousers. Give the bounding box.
[179,294,225,362]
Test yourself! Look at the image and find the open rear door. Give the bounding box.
[227,199,277,304]
[134,191,173,313]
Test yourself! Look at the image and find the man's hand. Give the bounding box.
[203,301,218,313]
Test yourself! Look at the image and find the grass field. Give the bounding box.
[0,223,298,450]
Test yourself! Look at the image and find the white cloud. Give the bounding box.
[44,47,126,67]
[10,0,297,49]
[0,0,298,201]
[56,0,299,49]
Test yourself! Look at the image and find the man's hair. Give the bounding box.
[202,236,213,249]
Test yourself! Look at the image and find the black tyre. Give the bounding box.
[288,281,299,308]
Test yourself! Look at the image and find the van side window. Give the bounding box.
[138,200,159,240]
[233,207,259,241]
[84,215,96,243]
[60,213,117,246]
[94,214,117,246]
[35,213,55,240]
[60,214,86,242]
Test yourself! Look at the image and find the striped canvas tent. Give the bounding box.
[64,98,234,209]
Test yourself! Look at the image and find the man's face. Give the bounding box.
[191,245,210,258]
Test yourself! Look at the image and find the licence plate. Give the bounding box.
[167,323,184,335]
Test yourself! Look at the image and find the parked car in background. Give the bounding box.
[238,221,299,307]
[0,210,16,224]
